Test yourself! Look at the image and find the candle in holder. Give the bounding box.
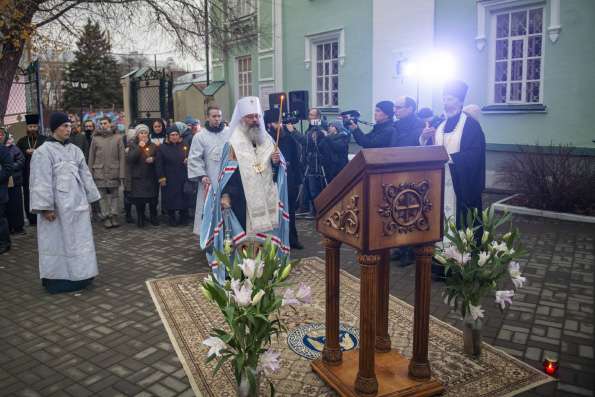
[183,145,188,158]
[543,357,558,376]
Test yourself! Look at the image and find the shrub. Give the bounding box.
[499,143,595,215]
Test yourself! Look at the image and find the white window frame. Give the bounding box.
[236,55,252,99]
[488,6,545,105]
[304,29,344,109]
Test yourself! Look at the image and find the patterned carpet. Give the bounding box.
[147,257,554,397]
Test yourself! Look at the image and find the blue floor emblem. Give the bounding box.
[287,323,359,360]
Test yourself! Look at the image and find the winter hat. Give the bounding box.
[134,124,150,136]
[50,112,70,132]
[443,80,469,103]
[183,116,199,126]
[166,125,180,136]
[375,100,395,118]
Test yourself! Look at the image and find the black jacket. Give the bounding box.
[156,142,190,210]
[6,145,25,186]
[127,142,159,199]
[391,115,424,147]
[0,146,14,204]
[351,120,395,148]
[318,132,350,181]
[292,124,327,174]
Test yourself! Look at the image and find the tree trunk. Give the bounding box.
[0,5,37,120]
[0,42,27,121]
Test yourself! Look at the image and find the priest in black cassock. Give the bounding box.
[419,80,486,229]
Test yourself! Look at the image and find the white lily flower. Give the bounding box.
[458,230,467,242]
[511,276,526,289]
[295,282,312,304]
[282,288,299,306]
[468,304,485,321]
[232,279,253,307]
[495,290,515,309]
[478,251,490,267]
[503,232,512,241]
[508,248,515,256]
[251,289,265,305]
[490,241,508,254]
[443,245,471,265]
[259,350,281,375]
[239,259,264,280]
[508,261,522,278]
[203,336,226,357]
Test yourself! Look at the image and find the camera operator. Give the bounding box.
[391,96,425,148]
[318,120,349,182]
[349,101,396,148]
[291,108,328,216]
[264,109,303,249]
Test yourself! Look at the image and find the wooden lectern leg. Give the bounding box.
[408,245,433,380]
[355,253,379,396]
[376,250,391,352]
[322,238,342,365]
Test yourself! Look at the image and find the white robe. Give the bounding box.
[29,140,101,281]
[187,126,232,236]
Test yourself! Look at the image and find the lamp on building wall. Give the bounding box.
[71,80,88,121]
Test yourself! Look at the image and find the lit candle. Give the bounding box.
[543,357,558,376]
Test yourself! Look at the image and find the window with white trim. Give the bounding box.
[237,56,252,98]
[314,41,339,107]
[491,6,544,104]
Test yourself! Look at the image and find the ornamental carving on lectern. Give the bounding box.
[325,195,359,237]
[378,181,432,236]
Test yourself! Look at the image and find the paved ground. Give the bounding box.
[0,203,593,396]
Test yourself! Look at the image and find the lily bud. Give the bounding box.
[481,231,490,245]
[279,263,292,281]
[503,232,512,241]
[201,286,213,301]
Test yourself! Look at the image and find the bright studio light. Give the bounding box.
[403,51,456,83]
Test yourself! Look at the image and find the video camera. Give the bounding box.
[340,110,374,128]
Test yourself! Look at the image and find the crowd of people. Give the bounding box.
[0,78,485,292]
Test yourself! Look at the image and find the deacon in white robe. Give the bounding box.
[29,112,101,294]
[187,106,232,236]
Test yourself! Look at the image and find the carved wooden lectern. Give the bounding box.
[312,146,449,397]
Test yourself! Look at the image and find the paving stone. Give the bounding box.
[2,202,594,396]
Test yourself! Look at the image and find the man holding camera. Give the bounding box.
[349,101,396,149]
[264,109,303,249]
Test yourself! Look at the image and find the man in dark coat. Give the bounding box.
[156,125,191,226]
[1,130,26,234]
[391,96,424,148]
[349,100,396,148]
[16,114,46,226]
[265,109,304,249]
[0,142,15,254]
[318,120,349,182]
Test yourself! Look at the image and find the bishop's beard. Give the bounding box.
[240,122,263,145]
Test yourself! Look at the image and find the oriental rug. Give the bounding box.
[147,257,554,397]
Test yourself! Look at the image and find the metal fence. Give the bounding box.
[2,61,43,131]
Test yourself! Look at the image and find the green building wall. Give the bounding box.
[434,0,595,150]
[282,0,374,122]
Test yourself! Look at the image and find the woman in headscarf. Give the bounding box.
[127,124,159,227]
[156,125,191,226]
